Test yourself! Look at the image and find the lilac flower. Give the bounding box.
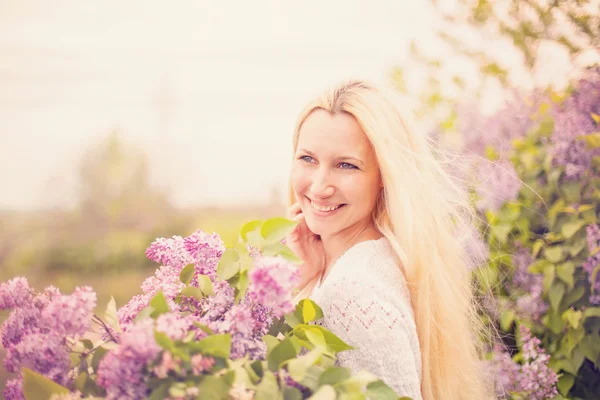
[49,392,83,400]
[247,256,300,318]
[510,248,548,322]
[155,313,193,341]
[199,280,235,322]
[190,353,215,375]
[1,305,44,348]
[183,230,226,275]
[511,248,535,291]
[145,235,194,270]
[492,326,558,399]
[0,277,32,310]
[152,352,180,379]
[97,319,161,400]
[550,67,600,181]
[3,377,24,400]
[517,326,559,400]
[4,333,71,385]
[475,159,522,212]
[43,286,96,337]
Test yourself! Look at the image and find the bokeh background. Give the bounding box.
[2,0,600,398]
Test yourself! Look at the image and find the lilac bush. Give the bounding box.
[1,217,405,400]
[449,66,600,399]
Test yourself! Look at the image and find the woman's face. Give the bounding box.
[290,109,383,238]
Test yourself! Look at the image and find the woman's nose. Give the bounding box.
[309,169,335,198]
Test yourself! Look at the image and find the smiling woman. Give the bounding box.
[285,79,496,400]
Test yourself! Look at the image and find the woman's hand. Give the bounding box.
[286,202,326,288]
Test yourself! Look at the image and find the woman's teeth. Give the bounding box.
[310,201,344,212]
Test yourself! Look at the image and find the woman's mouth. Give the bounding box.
[309,199,347,215]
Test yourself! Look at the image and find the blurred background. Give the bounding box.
[1,0,599,395]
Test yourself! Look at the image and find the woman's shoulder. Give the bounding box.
[315,237,412,306]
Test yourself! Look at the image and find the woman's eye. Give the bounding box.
[339,162,358,170]
[300,156,314,163]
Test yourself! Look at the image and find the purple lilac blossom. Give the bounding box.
[247,256,300,318]
[97,319,161,400]
[3,377,24,400]
[517,325,559,400]
[475,159,522,212]
[145,235,194,270]
[155,312,193,341]
[4,333,71,385]
[550,67,600,181]
[190,354,215,375]
[183,230,226,276]
[0,277,32,310]
[43,286,96,337]
[492,326,558,399]
[510,248,548,322]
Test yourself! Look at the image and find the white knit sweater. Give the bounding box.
[308,237,423,400]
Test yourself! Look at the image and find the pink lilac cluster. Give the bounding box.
[97,318,161,400]
[510,248,549,322]
[457,91,541,158]
[492,325,558,399]
[247,256,300,318]
[550,67,600,181]
[0,278,97,400]
[118,230,226,329]
[583,224,600,305]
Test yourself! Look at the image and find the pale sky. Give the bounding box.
[0,0,583,210]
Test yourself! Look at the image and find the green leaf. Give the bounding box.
[91,346,108,371]
[583,307,600,319]
[234,270,249,303]
[262,334,281,355]
[319,367,352,385]
[557,373,575,397]
[133,306,155,322]
[267,337,297,371]
[179,263,195,285]
[196,375,234,400]
[556,262,575,289]
[255,371,281,400]
[499,309,515,331]
[148,383,170,400]
[193,321,215,335]
[544,246,565,263]
[561,220,586,239]
[283,386,303,400]
[217,248,240,281]
[104,296,122,334]
[578,334,600,365]
[549,281,566,311]
[366,380,399,400]
[577,132,600,149]
[149,291,169,318]
[303,299,316,323]
[262,242,303,264]
[154,331,176,352]
[198,274,215,296]
[543,264,556,294]
[294,325,354,354]
[22,368,69,400]
[240,220,264,248]
[307,385,336,400]
[181,286,205,301]
[191,334,231,359]
[287,349,322,382]
[591,112,600,125]
[563,286,586,308]
[260,217,298,246]
[562,309,583,329]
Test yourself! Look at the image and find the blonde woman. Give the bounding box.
[285,80,495,400]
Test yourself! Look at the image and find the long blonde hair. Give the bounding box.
[288,80,496,400]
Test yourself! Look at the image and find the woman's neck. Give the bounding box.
[320,223,383,269]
